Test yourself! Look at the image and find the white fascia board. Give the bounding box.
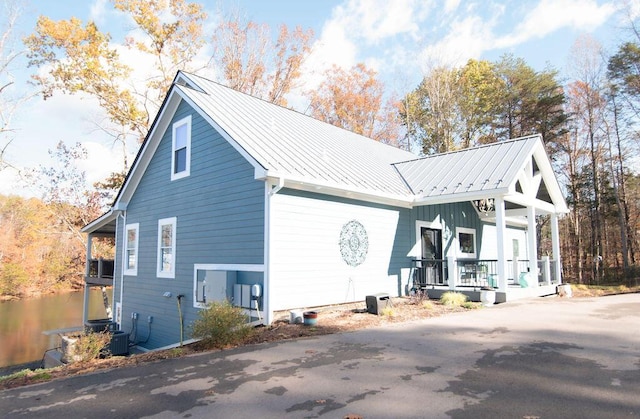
[264,174,413,208]
[503,193,557,214]
[478,215,529,227]
[81,209,117,234]
[532,143,569,213]
[411,189,510,207]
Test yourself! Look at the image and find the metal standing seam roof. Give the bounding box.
[393,135,541,201]
[175,73,418,197]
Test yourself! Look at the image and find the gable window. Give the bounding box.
[124,223,139,276]
[171,115,191,180]
[457,227,476,258]
[157,217,177,278]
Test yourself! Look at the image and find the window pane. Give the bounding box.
[174,148,186,173]
[127,229,136,247]
[161,224,172,246]
[459,232,474,254]
[127,250,136,269]
[161,249,172,272]
[175,124,187,148]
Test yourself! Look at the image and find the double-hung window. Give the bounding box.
[171,115,191,180]
[124,223,139,276]
[157,217,177,278]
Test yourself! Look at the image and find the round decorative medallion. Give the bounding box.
[339,220,369,267]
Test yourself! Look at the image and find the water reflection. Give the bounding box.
[0,289,112,368]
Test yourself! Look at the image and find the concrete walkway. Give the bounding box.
[2,293,639,418]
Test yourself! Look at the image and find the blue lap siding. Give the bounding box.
[115,100,265,349]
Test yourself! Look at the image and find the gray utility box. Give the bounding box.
[366,293,390,315]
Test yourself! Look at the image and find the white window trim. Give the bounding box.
[193,264,264,309]
[157,217,177,278]
[456,227,477,258]
[171,115,192,180]
[124,223,139,276]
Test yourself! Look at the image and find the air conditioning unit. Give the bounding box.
[109,331,129,356]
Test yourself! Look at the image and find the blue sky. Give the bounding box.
[2,0,635,195]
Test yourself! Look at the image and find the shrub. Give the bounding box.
[422,300,434,310]
[461,302,480,309]
[64,330,112,363]
[440,292,467,307]
[409,289,429,305]
[190,300,255,349]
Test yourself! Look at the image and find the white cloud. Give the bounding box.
[418,14,497,69]
[76,141,127,185]
[496,0,617,48]
[89,0,111,25]
[444,0,461,14]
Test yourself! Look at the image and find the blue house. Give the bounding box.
[82,71,568,350]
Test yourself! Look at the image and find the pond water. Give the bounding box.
[0,289,112,368]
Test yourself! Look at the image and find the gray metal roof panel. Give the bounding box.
[176,73,417,196]
[393,136,540,200]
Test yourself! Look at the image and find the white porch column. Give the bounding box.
[495,197,508,292]
[447,255,457,290]
[542,255,552,285]
[551,213,562,284]
[527,206,538,287]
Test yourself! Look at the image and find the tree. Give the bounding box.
[0,1,35,171]
[402,55,568,155]
[567,36,609,282]
[113,0,208,99]
[402,66,460,154]
[210,11,313,106]
[25,1,314,178]
[306,63,400,144]
[493,55,568,144]
[457,59,504,147]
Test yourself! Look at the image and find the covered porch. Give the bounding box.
[411,256,561,303]
[396,135,569,304]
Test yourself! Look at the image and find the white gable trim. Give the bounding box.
[115,89,182,207]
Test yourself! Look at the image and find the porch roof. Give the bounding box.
[393,135,568,213]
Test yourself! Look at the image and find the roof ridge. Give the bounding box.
[177,71,407,148]
[392,134,542,166]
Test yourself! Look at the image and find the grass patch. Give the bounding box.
[0,368,53,386]
[440,291,467,307]
[422,300,434,310]
[461,301,480,309]
[381,306,395,317]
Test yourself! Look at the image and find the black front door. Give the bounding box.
[421,227,443,284]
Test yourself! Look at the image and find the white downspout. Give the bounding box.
[118,211,126,328]
[264,177,285,325]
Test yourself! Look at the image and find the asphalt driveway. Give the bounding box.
[2,293,639,418]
